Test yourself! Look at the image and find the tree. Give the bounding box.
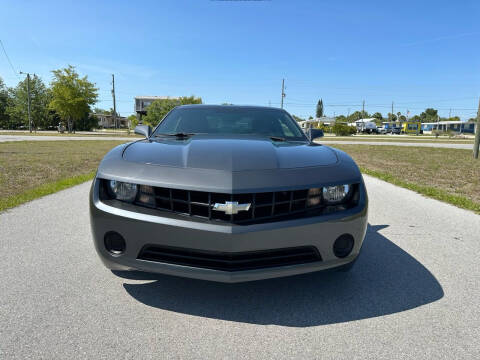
[143,96,202,127]
[387,113,397,121]
[443,116,460,122]
[420,108,438,122]
[128,114,138,129]
[49,65,98,133]
[316,99,324,118]
[93,107,112,115]
[76,112,99,131]
[371,112,383,125]
[0,77,9,129]
[6,74,53,130]
[346,110,366,122]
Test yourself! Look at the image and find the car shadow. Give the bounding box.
[117,224,444,327]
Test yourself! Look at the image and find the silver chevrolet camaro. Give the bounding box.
[90,105,368,282]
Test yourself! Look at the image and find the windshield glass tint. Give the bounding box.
[152,107,306,141]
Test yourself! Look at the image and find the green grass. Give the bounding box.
[331,144,480,213]
[320,137,474,143]
[0,140,125,212]
[360,167,480,213]
[1,141,479,214]
[0,172,96,212]
[0,131,141,137]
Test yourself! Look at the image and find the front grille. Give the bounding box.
[102,181,359,225]
[137,245,322,271]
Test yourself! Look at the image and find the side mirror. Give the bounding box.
[306,128,324,141]
[134,125,151,138]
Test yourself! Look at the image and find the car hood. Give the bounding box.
[122,135,338,171]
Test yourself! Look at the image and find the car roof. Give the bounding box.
[176,104,285,111]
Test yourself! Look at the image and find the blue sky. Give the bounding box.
[1,0,479,119]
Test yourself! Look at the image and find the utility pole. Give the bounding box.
[473,98,480,159]
[280,78,285,109]
[19,72,32,133]
[449,108,451,119]
[111,74,117,129]
[391,101,394,121]
[362,100,365,119]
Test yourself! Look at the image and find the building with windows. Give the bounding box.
[299,116,336,129]
[94,113,129,129]
[134,96,178,121]
[421,121,476,134]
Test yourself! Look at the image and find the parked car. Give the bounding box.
[90,105,368,282]
[391,126,402,134]
[356,121,378,134]
[377,126,387,134]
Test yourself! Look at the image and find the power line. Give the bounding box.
[0,39,20,79]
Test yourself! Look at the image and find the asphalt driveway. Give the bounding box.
[318,140,473,149]
[0,176,478,359]
[0,135,133,142]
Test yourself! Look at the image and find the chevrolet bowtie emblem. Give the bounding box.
[212,201,251,215]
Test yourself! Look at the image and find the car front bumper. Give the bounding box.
[90,179,368,283]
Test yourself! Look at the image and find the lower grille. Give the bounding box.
[137,245,322,272]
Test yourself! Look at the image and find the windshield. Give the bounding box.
[152,107,307,141]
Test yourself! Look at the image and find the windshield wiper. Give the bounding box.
[154,132,195,139]
[270,136,286,142]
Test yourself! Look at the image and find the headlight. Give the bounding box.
[108,180,138,202]
[322,184,350,204]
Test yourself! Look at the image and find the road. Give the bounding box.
[0,135,475,150]
[0,176,479,359]
[0,135,133,142]
[318,140,473,149]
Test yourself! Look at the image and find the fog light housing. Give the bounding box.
[104,231,126,255]
[333,234,354,258]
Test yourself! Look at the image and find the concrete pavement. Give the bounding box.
[0,135,474,150]
[0,176,479,359]
[318,140,473,149]
[0,135,134,142]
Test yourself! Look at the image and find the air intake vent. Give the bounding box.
[137,245,322,272]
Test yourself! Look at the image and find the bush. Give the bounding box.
[76,114,98,131]
[332,123,356,136]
